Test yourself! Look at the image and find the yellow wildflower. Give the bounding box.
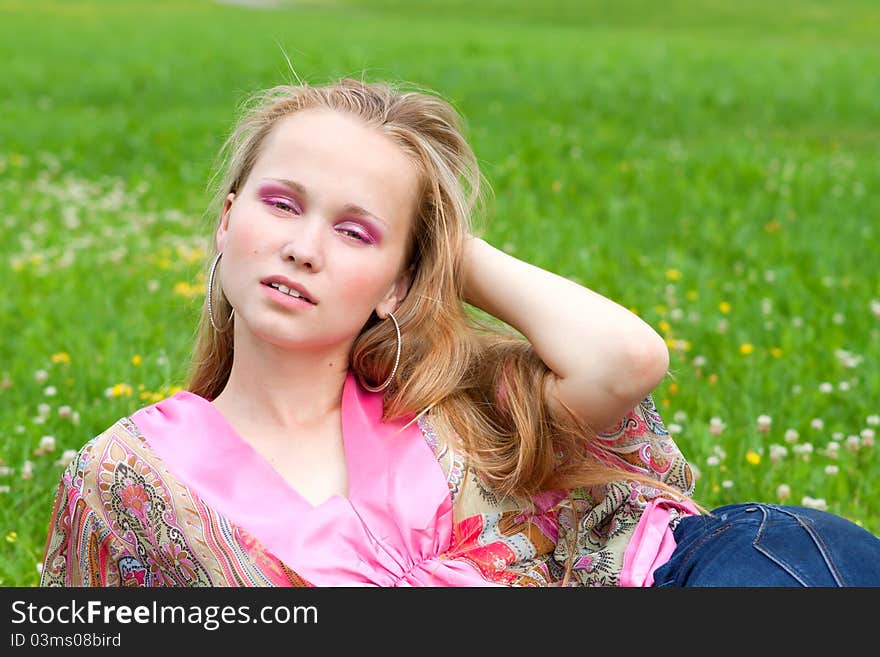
[746,450,761,465]
[51,352,71,364]
[665,269,682,281]
[771,347,783,358]
[658,320,671,334]
[108,383,133,398]
[131,355,142,366]
[719,301,731,314]
[5,531,17,543]
[655,304,668,316]
[740,343,754,355]
[686,290,698,302]
[668,383,679,395]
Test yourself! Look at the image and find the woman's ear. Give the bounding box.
[376,264,414,319]
[215,193,235,253]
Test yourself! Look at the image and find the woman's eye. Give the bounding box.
[271,199,297,213]
[339,227,368,242]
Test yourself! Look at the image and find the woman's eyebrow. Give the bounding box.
[265,177,389,228]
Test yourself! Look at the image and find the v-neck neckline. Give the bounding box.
[129,370,470,585]
[192,369,360,512]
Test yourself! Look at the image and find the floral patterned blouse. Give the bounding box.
[39,370,696,587]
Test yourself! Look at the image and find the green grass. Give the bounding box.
[1,0,878,586]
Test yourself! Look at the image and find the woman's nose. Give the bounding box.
[280,216,324,270]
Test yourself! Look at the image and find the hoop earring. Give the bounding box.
[207,252,235,332]
[362,311,401,392]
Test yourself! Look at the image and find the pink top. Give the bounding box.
[130,370,692,587]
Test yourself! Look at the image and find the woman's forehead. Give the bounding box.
[252,109,421,228]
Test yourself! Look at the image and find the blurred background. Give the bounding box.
[1,0,879,586]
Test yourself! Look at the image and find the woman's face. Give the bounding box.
[215,107,421,352]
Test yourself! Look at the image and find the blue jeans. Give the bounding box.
[652,503,880,587]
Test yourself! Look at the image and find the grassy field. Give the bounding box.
[1,0,878,586]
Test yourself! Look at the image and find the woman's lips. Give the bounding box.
[262,283,316,309]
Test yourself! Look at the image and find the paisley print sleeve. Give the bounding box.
[39,448,147,587]
[591,393,695,496]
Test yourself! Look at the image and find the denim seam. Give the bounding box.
[762,504,846,586]
[666,521,732,586]
[750,505,810,587]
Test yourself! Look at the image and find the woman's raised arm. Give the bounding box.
[461,235,669,433]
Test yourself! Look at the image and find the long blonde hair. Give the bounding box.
[186,76,698,524]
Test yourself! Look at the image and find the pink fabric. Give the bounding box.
[131,370,500,587]
[619,496,700,586]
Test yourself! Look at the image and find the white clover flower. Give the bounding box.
[670,308,684,321]
[824,465,839,476]
[706,455,720,467]
[37,403,51,417]
[43,386,57,397]
[818,382,833,393]
[71,411,80,426]
[709,417,726,436]
[34,369,49,384]
[712,445,727,460]
[784,428,799,443]
[761,298,773,315]
[831,431,844,441]
[792,316,804,328]
[845,435,861,452]
[667,423,683,435]
[716,319,728,334]
[867,415,879,427]
[147,279,160,293]
[692,355,707,367]
[764,270,776,283]
[0,465,13,477]
[673,410,688,423]
[54,449,77,468]
[871,299,880,319]
[791,384,802,395]
[776,484,791,501]
[824,441,840,459]
[801,496,828,511]
[861,431,875,448]
[838,381,851,392]
[810,418,824,431]
[39,436,56,453]
[57,405,72,419]
[21,461,34,480]
[769,444,788,463]
[721,480,734,489]
[832,313,845,325]
[756,415,772,433]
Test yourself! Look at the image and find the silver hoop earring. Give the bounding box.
[207,252,235,332]
[362,311,401,393]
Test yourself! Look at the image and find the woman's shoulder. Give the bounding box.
[58,398,186,498]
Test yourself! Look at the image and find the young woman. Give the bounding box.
[40,78,880,587]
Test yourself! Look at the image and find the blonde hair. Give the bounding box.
[185,78,700,580]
